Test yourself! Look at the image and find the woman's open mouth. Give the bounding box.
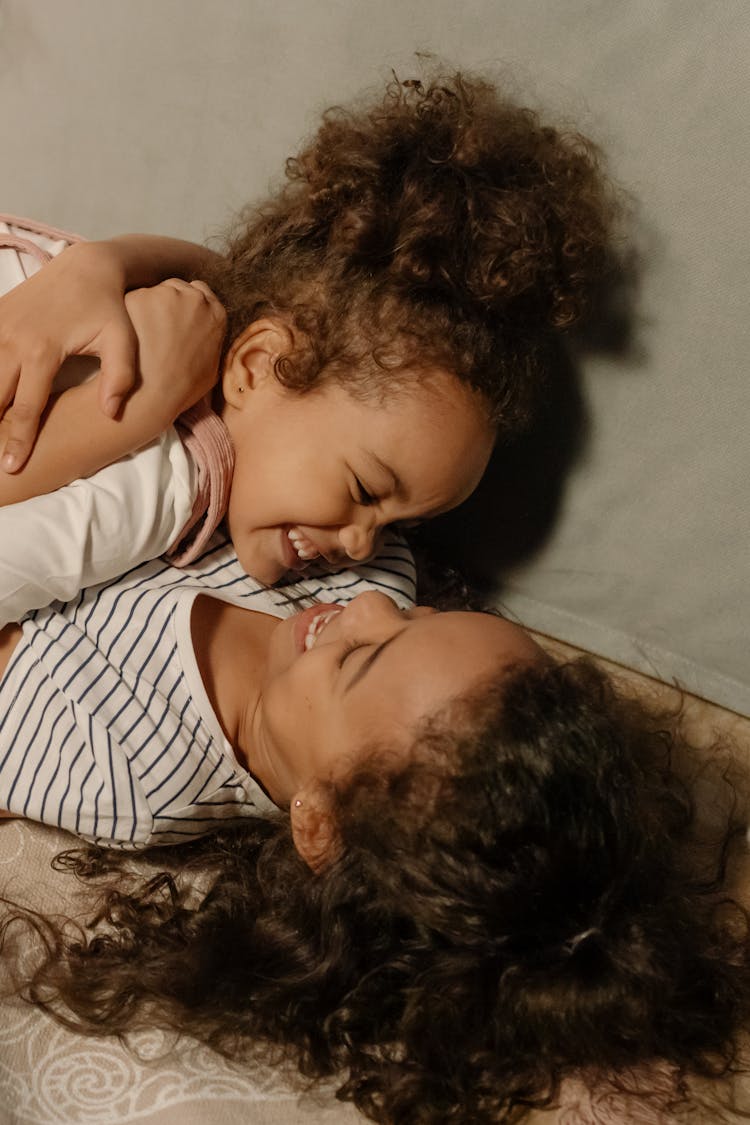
[292,602,343,654]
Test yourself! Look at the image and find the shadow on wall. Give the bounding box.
[412,245,645,599]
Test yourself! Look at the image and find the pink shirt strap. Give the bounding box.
[0,213,84,262]
[168,398,235,565]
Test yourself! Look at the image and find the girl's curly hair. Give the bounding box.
[6,658,749,1124]
[205,71,621,429]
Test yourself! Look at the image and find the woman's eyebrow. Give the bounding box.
[344,629,405,693]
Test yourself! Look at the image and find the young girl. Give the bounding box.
[0,71,618,618]
[4,589,748,1125]
[0,216,491,619]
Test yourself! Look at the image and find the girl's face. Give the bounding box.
[219,325,495,584]
[247,591,545,806]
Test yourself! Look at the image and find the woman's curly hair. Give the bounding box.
[205,70,621,429]
[6,658,749,1124]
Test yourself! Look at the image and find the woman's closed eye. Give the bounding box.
[337,639,366,668]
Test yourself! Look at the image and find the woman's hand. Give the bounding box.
[0,278,226,510]
[124,279,227,420]
[0,234,222,472]
[0,239,139,471]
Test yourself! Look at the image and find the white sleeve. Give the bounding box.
[0,426,198,628]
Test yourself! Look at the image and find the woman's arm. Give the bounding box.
[101,233,220,287]
[0,279,226,505]
[0,235,222,471]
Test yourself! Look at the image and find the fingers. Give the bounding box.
[1,358,57,472]
[0,361,21,419]
[97,319,139,419]
[154,277,193,292]
[188,280,227,327]
[141,278,226,327]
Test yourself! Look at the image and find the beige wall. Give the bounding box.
[1,0,748,712]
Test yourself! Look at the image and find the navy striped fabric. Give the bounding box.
[0,532,416,848]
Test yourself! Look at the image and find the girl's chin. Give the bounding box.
[231,532,288,586]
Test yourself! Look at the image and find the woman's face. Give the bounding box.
[248,592,545,806]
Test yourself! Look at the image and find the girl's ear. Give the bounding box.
[221,318,294,408]
[290,784,341,873]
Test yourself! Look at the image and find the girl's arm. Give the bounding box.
[0,279,226,506]
[0,235,222,472]
[0,440,197,629]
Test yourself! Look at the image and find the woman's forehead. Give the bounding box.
[350,610,543,699]
[428,610,543,659]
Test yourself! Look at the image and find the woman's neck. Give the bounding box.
[0,623,22,679]
[190,595,277,774]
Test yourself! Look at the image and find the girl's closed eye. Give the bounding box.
[354,477,376,506]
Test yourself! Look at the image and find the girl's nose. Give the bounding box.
[338,518,379,562]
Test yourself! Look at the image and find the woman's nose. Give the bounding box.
[340,593,435,639]
[345,590,403,627]
[345,592,436,624]
[410,605,437,619]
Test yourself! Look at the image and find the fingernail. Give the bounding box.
[103,395,121,419]
[2,453,17,472]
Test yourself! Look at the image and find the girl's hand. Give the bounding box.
[0,240,138,472]
[124,280,227,421]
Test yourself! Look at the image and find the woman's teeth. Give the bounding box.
[288,528,320,562]
[304,607,342,651]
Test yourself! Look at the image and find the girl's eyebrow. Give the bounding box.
[344,629,405,693]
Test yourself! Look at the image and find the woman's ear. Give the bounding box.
[290,784,341,873]
[221,318,294,409]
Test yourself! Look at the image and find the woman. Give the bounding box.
[0,538,747,1124]
[0,528,422,848]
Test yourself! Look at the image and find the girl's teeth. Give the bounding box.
[288,529,320,561]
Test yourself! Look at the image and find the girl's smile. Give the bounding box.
[287,526,325,566]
